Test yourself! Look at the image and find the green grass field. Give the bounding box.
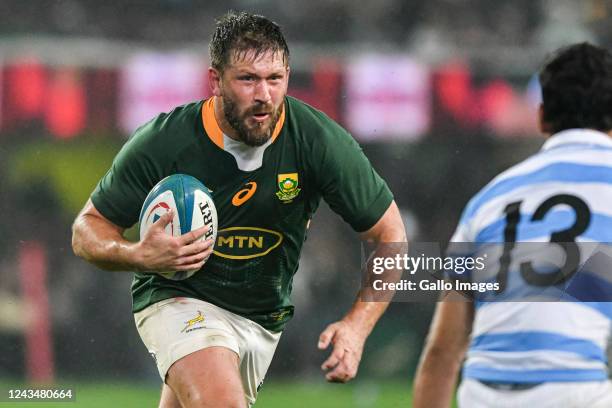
[0,380,416,407]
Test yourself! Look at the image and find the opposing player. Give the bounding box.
[413,42,612,407]
[71,11,405,408]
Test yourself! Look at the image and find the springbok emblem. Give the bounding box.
[181,311,204,333]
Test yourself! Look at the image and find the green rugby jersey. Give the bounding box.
[91,96,393,331]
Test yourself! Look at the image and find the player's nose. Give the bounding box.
[253,80,272,104]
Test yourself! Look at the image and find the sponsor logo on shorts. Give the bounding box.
[213,227,283,260]
[276,173,300,203]
[181,310,205,333]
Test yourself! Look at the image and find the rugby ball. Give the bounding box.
[138,174,217,280]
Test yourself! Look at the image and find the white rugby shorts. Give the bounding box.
[458,378,612,408]
[134,297,281,405]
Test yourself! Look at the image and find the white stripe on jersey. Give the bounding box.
[467,351,606,372]
[471,303,611,349]
[452,129,612,383]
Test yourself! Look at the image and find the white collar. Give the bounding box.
[541,129,612,151]
[223,134,273,172]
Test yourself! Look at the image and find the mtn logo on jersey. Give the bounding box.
[276,173,300,203]
[213,227,283,260]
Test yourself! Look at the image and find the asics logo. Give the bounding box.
[232,182,257,206]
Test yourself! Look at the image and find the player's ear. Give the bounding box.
[538,103,552,135]
[208,67,222,97]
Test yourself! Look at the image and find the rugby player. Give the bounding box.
[413,42,612,407]
[71,11,405,408]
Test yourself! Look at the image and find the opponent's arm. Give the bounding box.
[413,297,474,408]
[72,199,212,272]
[318,200,406,382]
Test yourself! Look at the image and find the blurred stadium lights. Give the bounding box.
[0,36,542,140]
[0,35,546,74]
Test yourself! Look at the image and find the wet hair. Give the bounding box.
[539,42,612,133]
[209,11,289,72]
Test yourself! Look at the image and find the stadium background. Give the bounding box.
[0,0,609,406]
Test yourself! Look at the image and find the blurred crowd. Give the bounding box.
[0,0,609,50]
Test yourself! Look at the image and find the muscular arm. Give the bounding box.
[72,199,139,271]
[318,200,406,382]
[72,199,212,272]
[413,296,474,408]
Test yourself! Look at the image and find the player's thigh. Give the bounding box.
[166,346,246,408]
[159,384,181,408]
[134,298,241,378]
[134,298,279,406]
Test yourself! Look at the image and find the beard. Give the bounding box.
[223,95,282,147]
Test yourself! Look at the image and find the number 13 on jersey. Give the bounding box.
[495,194,591,294]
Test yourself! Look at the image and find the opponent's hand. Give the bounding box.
[135,210,213,272]
[318,320,367,383]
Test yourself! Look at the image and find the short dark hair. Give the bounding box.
[539,42,612,133]
[209,11,289,72]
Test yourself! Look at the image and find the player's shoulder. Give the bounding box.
[129,100,203,148]
[478,139,612,198]
[137,100,202,135]
[285,96,352,141]
[284,96,363,170]
[459,141,605,224]
[459,153,542,225]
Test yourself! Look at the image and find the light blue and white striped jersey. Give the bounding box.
[451,129,612,383]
